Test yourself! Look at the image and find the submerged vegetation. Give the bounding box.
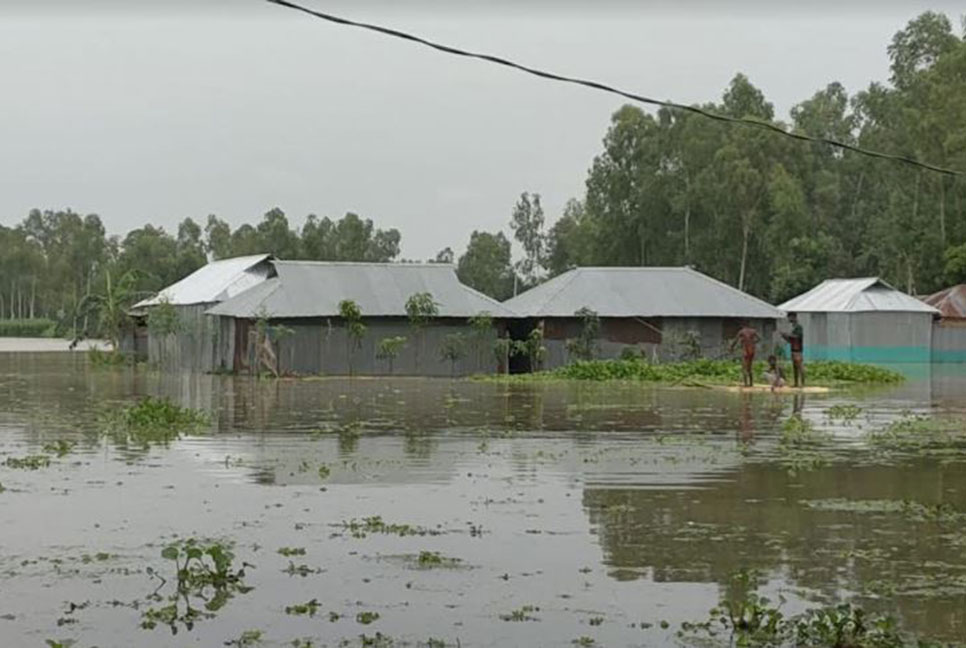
[678,569,946,647]
[142,539,252,634]
[101,397,209,447]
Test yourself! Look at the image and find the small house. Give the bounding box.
[921,284,966,363]
[131,254,274,370]
[778,278,938,364]
[206,261,515,376]
[501,266,783,369]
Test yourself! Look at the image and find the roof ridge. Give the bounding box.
[682,267,783,314]
[274,260,452,268]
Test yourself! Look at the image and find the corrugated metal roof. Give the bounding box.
[779,278,939,314]
[501,267,783,319]
[134,254,273,308]
[207,261,515,318]
[922,284,966,319]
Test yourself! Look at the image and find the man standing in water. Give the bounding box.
[781,312,805,387]
[731,321,761,387]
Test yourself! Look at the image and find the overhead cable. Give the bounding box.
[266,0,964,178]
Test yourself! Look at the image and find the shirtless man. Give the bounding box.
[731,321,761,387]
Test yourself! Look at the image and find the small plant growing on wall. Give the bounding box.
[493,337,513,375]
[338,299,367,375]
[405,292,439,371]
[147,296,182,369]
[252,307,293,377]
[376,336,406,374]
[566,306,600,361]
[469,311,493,369]
[438,332,467,376]
[524,326,548,372]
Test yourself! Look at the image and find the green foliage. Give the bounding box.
[142,538,252,633]
[276,547,306,557]
[510,192,547,288]
[524,327,547,371]
[376,336,407,373]
[499,605,540,622]
[356,611,380,625]
[340,516,438,539]
[339,299,367,374]
[405,292,439,328]
[456,231,516,300]
[439,333,467,374]
[545,358,903,385]
[0,318,56,337]
[146,297,181,337]
[5,454,51,470]
[566,307,600,361]
[285,599,321,616]
[681,570,917,647]
[541,16,966,298]
[225,630,263,647]
[102,397,210,447]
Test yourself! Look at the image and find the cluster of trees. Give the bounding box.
[2,11,964,330]
[0,208,400,331]
[455,12,966,302]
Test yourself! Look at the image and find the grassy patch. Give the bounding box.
[479,358,903,386]
[285,599,321,616]
[414,551,462,569]
[0,318,57,337]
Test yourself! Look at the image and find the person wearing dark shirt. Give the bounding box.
[781,312,805,387]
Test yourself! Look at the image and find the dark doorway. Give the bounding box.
[507,318,536,374]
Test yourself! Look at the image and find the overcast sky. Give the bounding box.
[1,1,963,260]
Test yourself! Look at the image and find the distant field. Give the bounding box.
[0,337,111,353]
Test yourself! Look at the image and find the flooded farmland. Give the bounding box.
[2,353,966,647]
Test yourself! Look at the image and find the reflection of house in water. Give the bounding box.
[582,462,966,641]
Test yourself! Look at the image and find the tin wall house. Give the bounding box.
[779,278,939,364]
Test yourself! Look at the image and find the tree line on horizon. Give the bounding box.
[1,11,965,332]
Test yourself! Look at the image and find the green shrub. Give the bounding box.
[0,318,57,337]
[550,358,903,385]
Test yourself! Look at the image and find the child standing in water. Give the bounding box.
[764,355,786,391]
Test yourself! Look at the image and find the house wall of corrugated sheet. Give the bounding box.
[931,320,966,363]
[541,317,778,368]
[215,317,504,377]
[800,311,932,363]
[148,304,221,372]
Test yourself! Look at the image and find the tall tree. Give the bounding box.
[457,231,516,301]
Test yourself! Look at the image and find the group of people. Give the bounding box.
[732,313,804,390]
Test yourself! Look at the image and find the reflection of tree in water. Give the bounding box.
[583,461,966,641]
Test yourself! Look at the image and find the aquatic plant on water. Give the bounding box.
[101,397,209,447]
[678,569,936,647]
[141,538,252,634]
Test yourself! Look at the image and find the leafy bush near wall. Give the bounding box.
[0,318,57,337]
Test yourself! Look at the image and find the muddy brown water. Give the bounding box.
[1,353,965,647]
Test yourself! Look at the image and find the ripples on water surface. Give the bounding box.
[1,353,966,646]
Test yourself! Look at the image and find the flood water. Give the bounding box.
[2,352,966,647]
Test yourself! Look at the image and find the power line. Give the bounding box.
[266,0,964,178]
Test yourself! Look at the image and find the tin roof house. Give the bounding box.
[502,267,783,369]
[207,261,515,376]
[128,254,275,370]
[778,278,938,364]
[921,284,966,363]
